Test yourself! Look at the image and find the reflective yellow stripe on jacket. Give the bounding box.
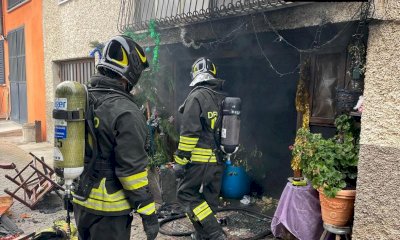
[137,202,156,215]
[178,136,199,152]
[119,170,149,191]
[175,155,190,165]
[72,178,131,212]
[193,201,213,221]
[191,147,217,163]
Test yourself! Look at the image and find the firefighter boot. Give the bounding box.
[190,218,208,240]
[201,216,226,240]
[209,231,227,240]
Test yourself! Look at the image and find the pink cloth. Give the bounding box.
[271,182,324,240]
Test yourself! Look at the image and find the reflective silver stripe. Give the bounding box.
[192,148,213,155]
[191,155,217,163]
[73,197,131,212]
[193,201,213,221]
[119,170,149,190]
[178,136,199,152]
[193,201,209,215]
[88,178,127,202]
[137,202,156,215]
[175,155,189,165]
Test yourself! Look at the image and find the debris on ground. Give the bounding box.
[19,214,30,219]
[219,211,271,239]
[256,196,279,214]
[0,196,13,216]
[0,215,23,239]
[240,195,251,205]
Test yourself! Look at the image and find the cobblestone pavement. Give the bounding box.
[0,136,275,239]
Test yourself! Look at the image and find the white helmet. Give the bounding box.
[189,57,217,87]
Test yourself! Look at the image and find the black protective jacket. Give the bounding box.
[73,74,156,217]
[175,80,226,165]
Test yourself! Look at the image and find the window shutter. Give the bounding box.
[0,41,5,84]
[59,58,95,84]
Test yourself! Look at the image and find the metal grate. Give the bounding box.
[118,0,294,32]
[59,58,95,84]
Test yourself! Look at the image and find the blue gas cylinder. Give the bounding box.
[221,164,250,199]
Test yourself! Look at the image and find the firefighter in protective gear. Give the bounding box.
[72,36,158,240]
[174,57,227,240]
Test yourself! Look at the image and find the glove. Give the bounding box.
[173,163,186,179]
[141,214,159,240]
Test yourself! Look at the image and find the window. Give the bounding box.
[0,41,5,84]
[59,58,95,84]
[7,0,29,11]
[308,49,348,127]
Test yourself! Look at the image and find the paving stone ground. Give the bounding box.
[0,135,276,239]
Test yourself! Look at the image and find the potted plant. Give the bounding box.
[292,115,359,226]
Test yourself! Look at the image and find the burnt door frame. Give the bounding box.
[8,26,27,123]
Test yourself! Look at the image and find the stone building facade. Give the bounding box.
[42,1,400,238]
[353,1,400,238]
[42,0,120,140]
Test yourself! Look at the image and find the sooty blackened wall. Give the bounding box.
[171,31,300,197]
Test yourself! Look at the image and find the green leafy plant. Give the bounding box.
[292,115,359,198]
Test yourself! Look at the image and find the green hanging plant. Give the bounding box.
[124,21,179,167]
[124,19,161,71]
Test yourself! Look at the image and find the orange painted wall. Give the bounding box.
[0,0,47,140]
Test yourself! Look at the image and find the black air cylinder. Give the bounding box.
[221,97,241,154]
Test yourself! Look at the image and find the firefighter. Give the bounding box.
[72,36,159,240]
[174,57,227,240]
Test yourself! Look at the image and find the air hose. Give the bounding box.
[159,206,273,240]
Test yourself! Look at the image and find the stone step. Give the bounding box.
[0,129,22,137]
[0,121,22,137]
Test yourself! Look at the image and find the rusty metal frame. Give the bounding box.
[3,153,64,210]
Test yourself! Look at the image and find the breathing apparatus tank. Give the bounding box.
[53,81,86,193]
[220,97,241,165]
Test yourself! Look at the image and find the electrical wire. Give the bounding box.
[251,15,301,77]
[259,1,373,53]
[176,1,372,77]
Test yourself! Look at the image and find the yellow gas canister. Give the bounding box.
[53,81,86,187]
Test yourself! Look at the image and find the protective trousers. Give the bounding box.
[74,205,133,240]
[177,164,225,239]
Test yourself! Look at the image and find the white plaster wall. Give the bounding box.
[43,0,120,141]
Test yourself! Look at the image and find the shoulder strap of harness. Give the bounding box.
[197,88,225,154]
[85,89,134,174]
[74,87,135,201]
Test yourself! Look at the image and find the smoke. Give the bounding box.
[154,22,355,197]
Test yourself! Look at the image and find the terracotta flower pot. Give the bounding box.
[318,189,356,226]
[293,169,302,178]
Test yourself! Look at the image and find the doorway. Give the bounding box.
[8,27,27,123]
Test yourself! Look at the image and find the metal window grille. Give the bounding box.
[118,0,295,32]
[59,58,95,84]
[7,0,27,10]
